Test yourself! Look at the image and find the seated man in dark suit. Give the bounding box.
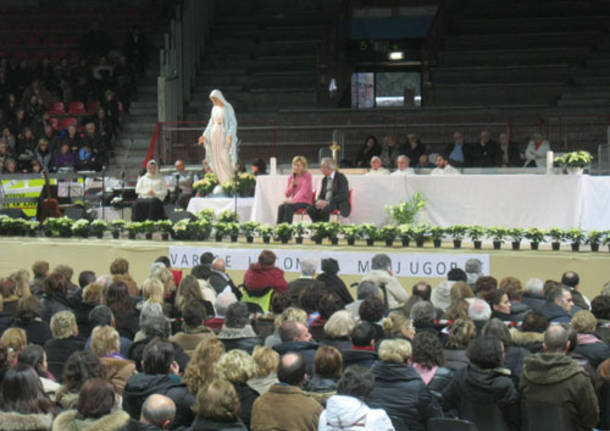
[444,130,472,168]
[306,157,350,223]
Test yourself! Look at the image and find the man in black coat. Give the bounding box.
[306,158,350,222]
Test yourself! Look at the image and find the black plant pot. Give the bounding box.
[280,238,290,244]
[434,239,442,248]
[552,242,560,251]
[415,239,424,248]
[230,235,238,242]
[80,233,89,239]
[453,239,461,249]
[590,242,599,252]
[96,232,104,239]
[128,232,136,240]
[511,241,520,250]
[366,239,374,246]
[571,243,580,252]
[331,237,339,245]
[347,238,355,246]
[385,239,394,247]
[530,242,539,250]
[295,237,303,245]
[112,231,120,239]
[162,232,169,240]
[215,234,222,242]
[246,236,254,243]
[473,240,482,249]
[313,236,323,245]
[263,236,270,244]
[493,241,502,250]
[145,232,153,240]
[29,231,37,237]
[401,238,410,247]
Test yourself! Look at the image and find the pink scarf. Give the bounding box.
[413,363,438,385]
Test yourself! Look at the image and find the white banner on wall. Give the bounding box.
[169,246,490,278]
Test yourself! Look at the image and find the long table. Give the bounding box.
[251,174,610,230]
[187,197,254,221]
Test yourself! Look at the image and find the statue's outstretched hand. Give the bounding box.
[198,135,205,145]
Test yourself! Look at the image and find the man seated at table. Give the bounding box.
[132,159,167,221]
[391,155,415,176]
[173,159,193,209]
[430,154,460,176]
[445,130,472,167]
[306,157,350,222]
[365,156,390,176]
[416,153,435,169]
[470,130,499,168]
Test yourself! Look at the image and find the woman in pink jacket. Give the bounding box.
[276,155,313,224]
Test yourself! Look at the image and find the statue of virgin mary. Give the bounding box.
[198,89,238,184]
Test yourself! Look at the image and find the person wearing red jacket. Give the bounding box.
[244,250,288,294]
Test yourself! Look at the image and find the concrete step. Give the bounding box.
[118,137,151,150]
[574,76,610,86]
[123,122,158,133]
[445,31,600,51]
[458,1,610,19]
[557,98,610,107]
[423,82,565,106]
[439,47,590,67]
[561,88,610,98]
[450,16,610,34]
[431,64,573,84]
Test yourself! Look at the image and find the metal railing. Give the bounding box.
[158,0,214,123]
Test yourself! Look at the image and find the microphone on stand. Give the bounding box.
[292,172,297,188]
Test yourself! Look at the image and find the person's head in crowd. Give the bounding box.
[279,321,312,343]
[486,289,512,316]
[320,157,336,177]
[446,318,477,349]
[435,154,449,169]
[277,352,307,386]
[543,280,562,297]
[140,303,171,338]
[571,310,597,335]
[54,264,74,284]
[258,249,276,267]
[591,295,610,320]
[547,286,573,313]
[145,159,159,177]
[16,295,42,322]
[371,253,392,274]
[252,158,267,175]
[215,291,238,317]
[88,304,114,328]
[474,276,497,298]
[141,278,164,305]
[521,311,548,333]
[110,257,130,276]
[105,281,132,313]
[154,256,172,268]
[369,156,383,171]
[95,274,114,292]
[175,274,203,311]
[0,276,16,300]
[300,258,317,278]
[78,270,96,289]
[216,349,257,384]
[319,293,344,321]
[352,321,377,348]
[211,257,226,273]
[499,276,523,301]
[464,258,483,286]
[183,338,225,394]
[324,310,355,339]
[356,280,379,301]
[481,318,511,348]
[450,281,474,303]
[396,155,410,171]
[17,344,49,379]
[1,327,26,363]
[401,296,422,320]
[142,339,178,375]
[273,306,307,329]
[359,296,385,324]
[224,302,249,329]
[525,278,544,296]
[11,269,31,298]
[321,258,340,276]
[193,378,241,423]
[50,310,78,340]
[363,135,379,151]
[299,284,324,315]
[61,351,103,395]
[32,261,49,280]
[152,266,176,296]
[76,378,115,419]
[543,324,570,353]
[44,271,68,297]
[468,298,492,322]
[381,311,415,341]
[200,252,215,267]
[447,267,467,283]
[412,331,445,369]
[378,339,412,364]
[191,264,211,281]
[31,159,42,173]
[141,394,176,429]
[409,300,435,327]
[1,364,55,414]
[466,336,504,369]
[601,281,610,297]
[418,154,430,167]
[412,281,431,301]
[182,302,208,331]
[90,325,120,358]
[174,159,186,174]
[561,271,579,289]
[337,365,375,402]
[270,292,291,315]
[251,345,279,378]
[313,345,342,379]
[453,130,465,144]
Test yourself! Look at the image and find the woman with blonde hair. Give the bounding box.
[139,277,165,312]
[1,327,27,365]
[323,310,356,351]
[191,378,247,430]
[216,349,259,427]
[443,318,476,370]
[442,281,474,321]
[90,325,136,395]
[45,311,85,380]
[276,155,313,223]
[11,269,31,298]
[175,274,214,317]
[247,346,279,395]
[381,310,416,341]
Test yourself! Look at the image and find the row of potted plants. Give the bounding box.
[192,172,257,197]
[1,214,608,251]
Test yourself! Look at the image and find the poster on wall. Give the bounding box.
[351,73,375,108]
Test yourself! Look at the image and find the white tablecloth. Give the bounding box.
[187,197,254,222]
[251,174,610,229]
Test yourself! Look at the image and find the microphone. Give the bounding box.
[292,172,297,188]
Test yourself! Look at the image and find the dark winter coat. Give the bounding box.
[443,348,469,371]
[40,291,73,323]
[341,349,378,369]
[123,373,184,420]
[521,291,546,313]
[316,273,354,306]
[12,318,53,346]
[273,340,318,374]
[540,302,572,323]
[189,416,248,431]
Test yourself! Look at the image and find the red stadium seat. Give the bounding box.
[87,100,101,114]
[60,117,78,130]
[293,191,316,222]
[117,101,124,114]
[49,117,59,131]
[68,101,87,115]
[329,189,353,223]
[49,101,66,115]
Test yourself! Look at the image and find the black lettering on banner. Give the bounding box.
[423,261,432,275]
[180,254,189,266]
[225,255,231,268]
[248,256,254,265]
[409,262,419,274]
[283,257,293,270]
[192,255,199,266]
[436,262,447,276]
[294,257,301,272]
[395,261,401,275]
[450,262,458,269]
[169,254,178,266]
[358,260,370,273]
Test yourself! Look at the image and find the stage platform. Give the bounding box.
[1,237,608,300]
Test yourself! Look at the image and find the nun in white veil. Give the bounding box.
[197,89,238,183]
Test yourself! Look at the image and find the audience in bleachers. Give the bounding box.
[1,254,610,430]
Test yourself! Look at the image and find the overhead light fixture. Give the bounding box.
[389,51,404,61]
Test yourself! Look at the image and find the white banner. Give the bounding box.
[169,246,490,278]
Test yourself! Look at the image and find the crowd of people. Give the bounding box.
[0,23,148,174]
[0,249,609,430]
[354,130,552,173]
